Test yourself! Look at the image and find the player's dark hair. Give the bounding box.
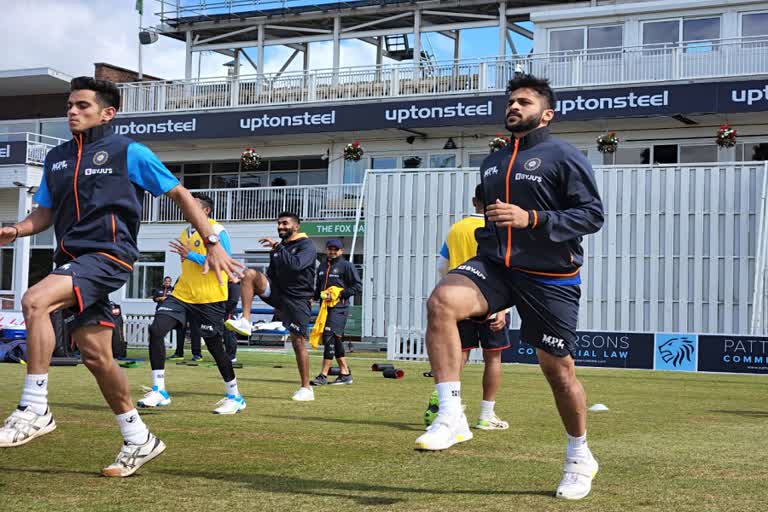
[474,184,485,206]
[278,211,300,224]
[192,192,214,212]
[164,276,171,280]
[70,76,121,110]
[506,74,556,111]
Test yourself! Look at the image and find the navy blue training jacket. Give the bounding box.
[35,124,179,268]
[314,257,363,303]
[476,127,604,279]
[267,234,317,299]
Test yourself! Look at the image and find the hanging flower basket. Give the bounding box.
[716,124,737,148]
[488,133,511,153]
[344,141,364,161]
[596,132,619,153]
[240,148,261,170]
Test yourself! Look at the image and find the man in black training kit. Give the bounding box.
[226,212,317,401]
[153,276,185,361]
[415,74,604,501]
[310,239,362,386]
[0,77,241,477]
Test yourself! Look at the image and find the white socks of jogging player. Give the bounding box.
[435,381,462,417]
[152,370,165,391]
[479,400,496,420]
[116,409,150,445]
[225,378,240,397]
[19,374,49,415]
[567,432,591,460]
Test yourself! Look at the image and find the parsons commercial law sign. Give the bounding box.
[113,79,768,140]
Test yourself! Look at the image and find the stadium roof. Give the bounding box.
[0,68,72,97]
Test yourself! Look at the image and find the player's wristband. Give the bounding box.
[527,210,538,229]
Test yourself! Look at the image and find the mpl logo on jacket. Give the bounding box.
[523,158,541,172]
[483,165,499,178]
[51,160,68,172]
[93,151,109,166]
[655,334,697,371]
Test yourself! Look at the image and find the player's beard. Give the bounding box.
[505,109,544,134]
[278,227,296,240]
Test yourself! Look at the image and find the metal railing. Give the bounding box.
[155,0,335,21]
[141,183,363,223]
[0,133,66,165]
[118,36,768,113]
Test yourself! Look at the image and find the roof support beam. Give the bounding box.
[343,12,412,33]
[508,22,533,40]
[196,25,259,45]
[422,10,497,20]
[264,24,332,34]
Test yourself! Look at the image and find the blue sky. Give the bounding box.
[0,0,533,80]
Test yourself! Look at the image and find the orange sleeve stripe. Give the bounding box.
[532,210,538,229]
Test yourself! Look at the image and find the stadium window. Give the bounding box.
[240,171,267,187]
[588,25,623,50]
[28,249,54,288]
[30,227,54,247]
[429,154,456,168]
[0,120,37,142]
[742,12,768,39]
[679,144,717,163]
[682,17,720,52]
[270,172,298,186]
[39,119,70,140]
[343,158,367,184]
[653,144,678,164]
[126,252,165,300]
[371,157,397,169]
[642,19,680,48]
[402,154,425,168]
[183,174,210,189]
[737,142,768,161]
[211,161,239,174]
[0,246,12,290]
[602,147,650,165]
[298,170,328,185]
[468,153,487,167]
[211,174,239,189]
[549,28,584,52]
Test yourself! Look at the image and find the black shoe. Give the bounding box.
[310,374,328,386]
[329,374,353,385]
[191,355,203,362]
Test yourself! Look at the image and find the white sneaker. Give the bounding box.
[415,413,473,450]
[213,395,246,414]
[0,406,57,448]
[101,433,166,478]
[225,318,252,337]
[137,386,171,408]
[556,455,599,500]
[474,415,509,430]
[291,387,315,401]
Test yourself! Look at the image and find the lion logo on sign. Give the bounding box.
[658,337,695,367]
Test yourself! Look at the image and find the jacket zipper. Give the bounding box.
[73,134,83,221]
[323,261,331,290]
[503,138,520,267]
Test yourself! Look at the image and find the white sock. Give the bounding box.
[19,373,49,415]
[116,409,149,445]
[225,378,240,397]
[152,370,166,391]
[566,432,590,460]
[479,400,495,420]
[435,381,462,417]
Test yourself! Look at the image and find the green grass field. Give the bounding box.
[0,349,766,512]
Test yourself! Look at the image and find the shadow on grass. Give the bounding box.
[710,410,768,418]
[264,414,425,432]
[157,468,553,504]
[237,377,301,385]
[0,467,96,477]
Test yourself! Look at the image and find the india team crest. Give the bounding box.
[523,157,541,172]
[93,150,109,166]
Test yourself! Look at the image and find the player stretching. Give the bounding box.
[424,184,511,430]
[0,77,241,477]
[139,193,245,414]
[416,74,604,500]
[226,212,317,401]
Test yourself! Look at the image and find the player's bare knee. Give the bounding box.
[82,350,113,373]
[427,288,460,322]
[545,370,577,395]
[21,288,50,318]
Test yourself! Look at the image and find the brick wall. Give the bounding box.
[94,63,162,83]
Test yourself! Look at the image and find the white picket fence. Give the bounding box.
[124,314,177,348]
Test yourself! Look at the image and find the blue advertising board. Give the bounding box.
[698,335,768,374]
[113,79,768,140]
[654,333,698,372]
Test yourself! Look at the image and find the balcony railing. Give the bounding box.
[0,133,66,166]
[118,36,768,114]
[141,183,363,223]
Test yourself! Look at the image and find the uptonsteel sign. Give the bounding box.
[112,79,768,140]
[0,141,28,165]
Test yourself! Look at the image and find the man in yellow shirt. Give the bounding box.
[139,193,244,415]
[427,184,510,430]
